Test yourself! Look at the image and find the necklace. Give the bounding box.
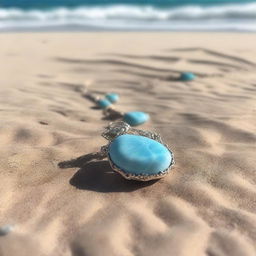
[82,86,150,127]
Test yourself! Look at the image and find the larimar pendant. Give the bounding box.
[101,122,174,181]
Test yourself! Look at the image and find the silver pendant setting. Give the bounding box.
[99,122,175,181]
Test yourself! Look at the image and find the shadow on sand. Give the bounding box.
[58,156,157,193]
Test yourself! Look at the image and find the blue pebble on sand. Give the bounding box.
[0,225,14,236]
[180,72,196,81]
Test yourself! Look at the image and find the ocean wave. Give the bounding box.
[1,3,256,31]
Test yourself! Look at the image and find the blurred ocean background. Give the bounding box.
[1,0,256,31]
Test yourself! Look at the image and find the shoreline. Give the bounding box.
[1,30,256,33]
[2,29,256,33]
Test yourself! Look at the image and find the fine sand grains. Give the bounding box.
[0,33,256,256]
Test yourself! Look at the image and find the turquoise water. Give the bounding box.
[1,0,256,9]
[1,0,256,31]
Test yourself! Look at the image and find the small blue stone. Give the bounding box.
[123,111,149,126]
[109,134,172,175]
[180,72,196,81]
[106,93,119,103]
[0,225,14,236]
[97,99,112,109]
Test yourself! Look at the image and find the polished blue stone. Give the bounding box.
[123,111,149,126]
[109,134,172,175]
[180,72,196,81]
[97,99,112,109]
[106,93,119,103]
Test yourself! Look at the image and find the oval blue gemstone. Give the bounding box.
[106,93,119,103]
[97,99,112,109]
[123,111,149,126]
[109,134,172,175]
[180,72,196,81]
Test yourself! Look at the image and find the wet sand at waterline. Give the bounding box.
[0,33,256,256]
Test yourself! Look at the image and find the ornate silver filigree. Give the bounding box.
[102,121,131,141]
[99,121,175,181]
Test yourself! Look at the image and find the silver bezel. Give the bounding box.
[101,122,175,181]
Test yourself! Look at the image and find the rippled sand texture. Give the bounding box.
[0,33,256,256]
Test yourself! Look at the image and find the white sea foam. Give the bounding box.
[0,3,256,31]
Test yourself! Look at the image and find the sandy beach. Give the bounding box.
[0,32,256,256]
